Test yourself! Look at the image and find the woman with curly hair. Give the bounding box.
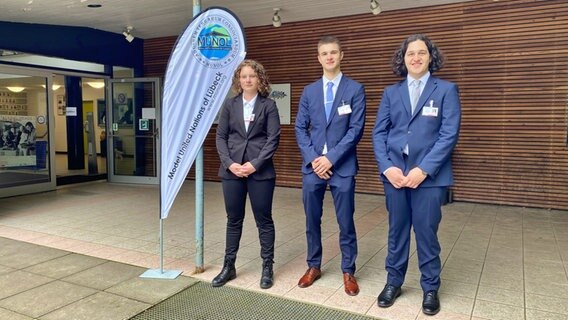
[213,59,281,289]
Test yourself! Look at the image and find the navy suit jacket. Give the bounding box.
[295,76,366,177]
[372,76,461,187]
[216,94,281,180]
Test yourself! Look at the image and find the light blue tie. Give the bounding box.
[411,80,421,114]
[325,82,334,121]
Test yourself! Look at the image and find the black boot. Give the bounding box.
[212,258,236,287]
[260,260,274,289]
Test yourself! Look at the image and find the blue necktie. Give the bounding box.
[411,80,421,114]
[325,82,334,121]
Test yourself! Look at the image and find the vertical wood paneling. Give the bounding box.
[144,0,568,210]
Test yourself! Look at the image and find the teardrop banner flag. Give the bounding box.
[160,7,246,219]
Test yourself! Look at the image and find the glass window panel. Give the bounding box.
[0,73,50,188]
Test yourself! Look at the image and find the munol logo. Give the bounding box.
[198,24,232,60]
[192,12,241,69]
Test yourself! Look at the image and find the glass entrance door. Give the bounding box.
[107,78,160,184]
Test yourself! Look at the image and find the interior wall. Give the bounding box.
[144,0,568,210]
[53,80,105,154]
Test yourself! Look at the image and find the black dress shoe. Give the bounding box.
[377,284,401,308]
[422,290,440,315]
[260,262,273,289]
[212,260,236,287]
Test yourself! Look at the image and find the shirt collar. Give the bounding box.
[323,72,343,88]
[407,71,430,88]
[242,94,258,107]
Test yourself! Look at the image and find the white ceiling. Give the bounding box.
[0,0,476,39]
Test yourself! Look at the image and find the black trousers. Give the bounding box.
[222,177,276,262]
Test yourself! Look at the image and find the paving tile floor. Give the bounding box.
[0,181,567,319]
[0,237,196,320]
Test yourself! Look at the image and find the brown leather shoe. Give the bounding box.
[343,273,360,296]
[298,267,321,288]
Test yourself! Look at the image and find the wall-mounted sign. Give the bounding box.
[139,118,149,131]
[66,107,77,116]
[269,83,291,125]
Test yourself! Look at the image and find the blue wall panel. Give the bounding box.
[0,21,143,70]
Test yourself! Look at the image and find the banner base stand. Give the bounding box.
[140,269,182,279]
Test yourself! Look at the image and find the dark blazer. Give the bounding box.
[372,76,461,187]
[216,94,281,180]
[295,76,366,177]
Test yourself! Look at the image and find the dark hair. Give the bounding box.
[391,34,445,77]
[231,59,271,97]
[25,122,34,129]
[318,35,342,52]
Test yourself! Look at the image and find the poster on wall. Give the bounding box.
[0,115,38,167]
[269,83,291,125]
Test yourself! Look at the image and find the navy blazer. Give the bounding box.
[295,76,366,177]
[216,94,281,180]
[372,76,461,187]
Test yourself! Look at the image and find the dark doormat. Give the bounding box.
[130,281,379,320]
[56,173,106,186]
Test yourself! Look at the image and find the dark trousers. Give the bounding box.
[383,183,446,292]
[222,177,276,263]
[302,173,357,274]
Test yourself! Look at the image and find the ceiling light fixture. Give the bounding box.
[6,86,25,93]
[370,0,382,15]
[272,8,282,28]
[123,26,135,43]
[86,81,105,89]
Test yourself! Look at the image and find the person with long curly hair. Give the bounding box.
[373,34,461,315]
[213,59,281,289]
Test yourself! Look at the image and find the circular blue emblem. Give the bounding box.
[198,24,232,60]
[190,11,242,69]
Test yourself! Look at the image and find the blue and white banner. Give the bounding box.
[160,7,246,219]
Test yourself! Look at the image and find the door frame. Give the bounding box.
[106,77,160,184]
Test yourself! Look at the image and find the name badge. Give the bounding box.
[245,114,255,122]
[422,100,438,117]
[338,104,352,115]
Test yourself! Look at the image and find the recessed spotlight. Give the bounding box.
[88,4,102,8]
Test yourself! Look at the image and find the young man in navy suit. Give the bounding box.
[295,35,366,296]
[372,34,461,315]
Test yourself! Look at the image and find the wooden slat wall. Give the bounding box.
[144,0,568,210]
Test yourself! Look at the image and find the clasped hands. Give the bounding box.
[385,167,427,189]
[312,156,333,180]
[229,162,256,178]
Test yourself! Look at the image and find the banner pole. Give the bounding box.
[139,88,182,280]
[159,218,164,272]
[193,0,205,274]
